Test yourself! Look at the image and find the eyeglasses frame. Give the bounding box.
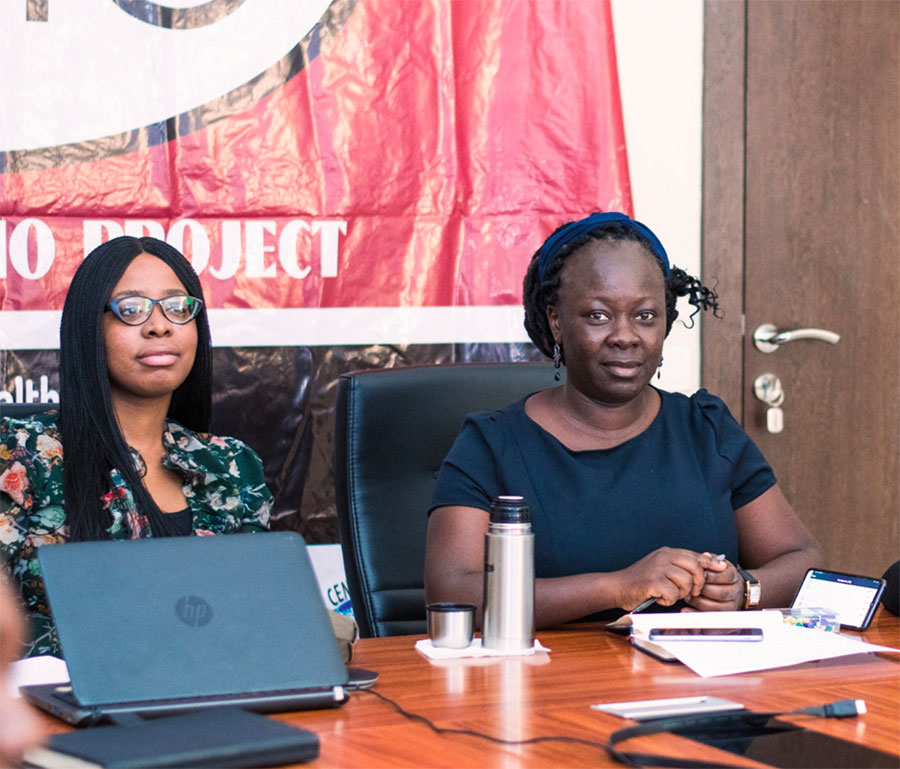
[105,294,204,326]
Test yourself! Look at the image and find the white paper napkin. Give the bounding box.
[415,637,550,660]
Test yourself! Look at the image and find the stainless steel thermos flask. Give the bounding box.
[482,495,535,652]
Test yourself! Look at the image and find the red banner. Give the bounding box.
[1,0,629,319]
[1,0,630,534]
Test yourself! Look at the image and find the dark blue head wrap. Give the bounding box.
[536,211,670,281]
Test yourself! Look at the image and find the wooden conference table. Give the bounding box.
[39,612,900,768]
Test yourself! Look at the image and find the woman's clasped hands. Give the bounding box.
[615,547,745,613]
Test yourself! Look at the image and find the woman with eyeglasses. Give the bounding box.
[0,237,272,657]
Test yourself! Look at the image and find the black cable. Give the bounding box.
[359,688,866,768]
[360,688,609,752]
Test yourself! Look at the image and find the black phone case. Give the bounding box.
[790,568,886,630]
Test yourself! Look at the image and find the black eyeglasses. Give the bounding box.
[106,295,204,326]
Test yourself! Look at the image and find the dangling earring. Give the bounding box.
[553,343,562,381]
[553,343,562,382]
[657,356,664,380]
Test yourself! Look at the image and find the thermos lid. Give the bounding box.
[490,495,531,523]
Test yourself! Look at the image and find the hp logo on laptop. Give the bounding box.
[175,596,213,627]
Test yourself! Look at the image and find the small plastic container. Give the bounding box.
[781,607,840,633]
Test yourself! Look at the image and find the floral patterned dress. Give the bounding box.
[0,410,272,657]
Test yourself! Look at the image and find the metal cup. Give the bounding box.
[426,602,475,649]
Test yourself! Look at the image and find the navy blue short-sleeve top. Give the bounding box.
[430,388,776,581]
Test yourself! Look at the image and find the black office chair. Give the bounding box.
[333,362,558,637]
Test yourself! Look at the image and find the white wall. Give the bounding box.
[611,0,704,394]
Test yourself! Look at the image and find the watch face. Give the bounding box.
[742,571,761,607]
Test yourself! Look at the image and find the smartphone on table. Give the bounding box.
[791,568,886,631]
[648,627,763,641]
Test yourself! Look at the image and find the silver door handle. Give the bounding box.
[753,323,841,354]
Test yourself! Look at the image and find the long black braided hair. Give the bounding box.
[59,236,212,541]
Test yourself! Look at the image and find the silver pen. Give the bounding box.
[631,597,657,614]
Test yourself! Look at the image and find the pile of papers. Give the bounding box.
[627,610,898,677]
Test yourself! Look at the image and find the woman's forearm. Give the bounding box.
[426,567,624,629]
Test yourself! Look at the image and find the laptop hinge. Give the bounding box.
[108,712,148,727]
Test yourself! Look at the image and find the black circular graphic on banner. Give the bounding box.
[2,0,355,174]
[112,0,246,30]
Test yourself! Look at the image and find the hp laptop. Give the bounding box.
[22,532,354,725]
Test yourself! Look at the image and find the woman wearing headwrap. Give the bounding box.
[425,213,823,628]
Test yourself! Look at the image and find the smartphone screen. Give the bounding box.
[791,569,886,630]
[648,627,763,641]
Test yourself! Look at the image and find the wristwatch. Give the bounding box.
[739,569,761,609]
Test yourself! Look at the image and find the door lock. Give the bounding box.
[753,373,785,434]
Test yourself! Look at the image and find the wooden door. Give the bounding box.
[702,0,899,576]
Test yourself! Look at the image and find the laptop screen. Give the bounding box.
[38,532,349,705]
